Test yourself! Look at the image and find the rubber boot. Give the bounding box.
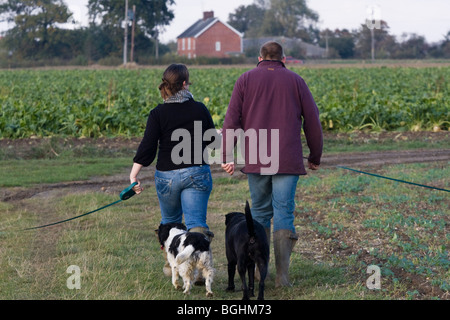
[273,229,298,288]
[189,227,214,242]
[188,227,214,285]
[255,228,271,281]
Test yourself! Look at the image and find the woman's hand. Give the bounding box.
[130,163,144,194]
[130,177,143,194]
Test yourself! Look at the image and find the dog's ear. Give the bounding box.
[225,213,231,226]
[225,213,236,226]
[157,224,171,245]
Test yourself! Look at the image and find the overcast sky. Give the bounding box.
[36,0,450,44]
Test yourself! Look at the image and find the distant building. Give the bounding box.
[177,11,243,59]
[244,36,326,58]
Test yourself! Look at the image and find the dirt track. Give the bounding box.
[1,148,448,203]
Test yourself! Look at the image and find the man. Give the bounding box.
[221,41,323,287]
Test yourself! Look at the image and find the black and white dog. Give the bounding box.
[157,223,214,297]
[225,201,270,300]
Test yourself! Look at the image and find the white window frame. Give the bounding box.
[215,41,221,52]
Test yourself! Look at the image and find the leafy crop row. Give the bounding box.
[0,66,448,138]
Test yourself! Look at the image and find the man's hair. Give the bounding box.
[260,41,285,61]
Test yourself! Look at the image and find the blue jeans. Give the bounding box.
[247,174,299,233]
[155,165,212,230]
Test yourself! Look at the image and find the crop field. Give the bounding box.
[0,64,449,302]
[0,65,449,138]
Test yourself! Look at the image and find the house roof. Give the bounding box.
[177,17,217,38]
[177,17,243,39]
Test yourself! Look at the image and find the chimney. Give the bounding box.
[203,11,214,20]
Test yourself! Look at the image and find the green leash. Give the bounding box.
[21,182,138,231]
[337,166,449,193]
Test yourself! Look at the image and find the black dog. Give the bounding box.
[225,201,269,300]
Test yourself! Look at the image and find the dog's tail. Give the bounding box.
[176,245,195,264]
[245,200,256,238]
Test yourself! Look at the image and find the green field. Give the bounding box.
[0,65,449,301]
[0,66,449,138]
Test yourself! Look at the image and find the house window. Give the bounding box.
[215,41,221,51]
[182,38,185,50]
[188,38,191,50]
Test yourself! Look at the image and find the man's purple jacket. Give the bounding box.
[222,60,323,175]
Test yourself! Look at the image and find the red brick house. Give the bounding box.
[177,11,243,59]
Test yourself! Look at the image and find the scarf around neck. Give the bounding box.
[164,89,193,104]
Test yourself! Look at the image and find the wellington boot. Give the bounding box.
[189,227,215,242]
[273,229,298,288]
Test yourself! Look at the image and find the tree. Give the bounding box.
[228,4,265,37]
[354,20,396,59]
[227,0,319,42]
[433,31,450,58]
[262,0,319,40]
[0,0,72,59]
[319,29,355,59]
[393,33,428,59]
[87,0,174,59]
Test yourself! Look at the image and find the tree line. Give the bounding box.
[0,0,448,68]
[0,0,175,67]
[229,0,450,60]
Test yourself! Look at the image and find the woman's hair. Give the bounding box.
[158,64,190,100]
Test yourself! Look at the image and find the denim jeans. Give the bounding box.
[247,174,299,233]
[154,165,212,230]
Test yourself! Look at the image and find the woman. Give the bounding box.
[130,64,216,240]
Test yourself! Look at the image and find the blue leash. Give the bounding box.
[20,182,138,231]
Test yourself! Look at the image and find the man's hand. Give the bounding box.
[308,161,320,170]
[221,162,235,175]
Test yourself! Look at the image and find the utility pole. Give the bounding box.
[366,5,380,63]
[123,0,128,65]
[371,28,375,62]
[155,29,159,60]
[130,5,136,63]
